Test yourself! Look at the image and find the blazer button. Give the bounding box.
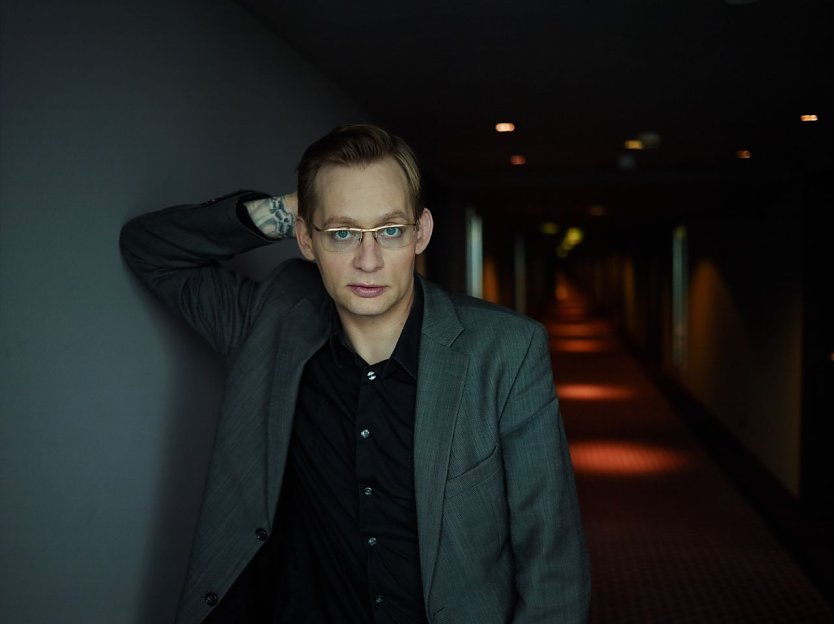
[204,592,218,606]
[255,528,268,541]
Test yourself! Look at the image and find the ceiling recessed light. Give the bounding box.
[510,154,526,165]
[800,114,819,122]
[495,122,516,133]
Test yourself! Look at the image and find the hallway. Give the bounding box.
[544,279,834,623]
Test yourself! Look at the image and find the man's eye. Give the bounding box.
[331,230,353,241]
[380,226,402,238]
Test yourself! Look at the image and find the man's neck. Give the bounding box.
[339,288,415,365]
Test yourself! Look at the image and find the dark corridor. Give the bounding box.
[545,276,834,623]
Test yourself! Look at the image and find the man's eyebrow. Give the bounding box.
[320,211,411,228]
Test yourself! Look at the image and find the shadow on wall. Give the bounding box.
[126,275,226,623]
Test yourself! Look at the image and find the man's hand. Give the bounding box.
[245,193,298,239]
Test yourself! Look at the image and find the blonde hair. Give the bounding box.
[296,123,422,225]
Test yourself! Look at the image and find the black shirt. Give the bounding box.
[276,280,428,624]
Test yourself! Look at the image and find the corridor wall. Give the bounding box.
[0,1,366,622]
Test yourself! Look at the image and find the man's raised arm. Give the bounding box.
[119,190,297,355]
[242,192,298,239]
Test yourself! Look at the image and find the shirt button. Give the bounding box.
[363,486,373,496]
[360,429,370,439]
[375,595,384,604]
[367,370,377,380]
[367,536,377,546]
[255,528,268,541]
[204,592,218,606]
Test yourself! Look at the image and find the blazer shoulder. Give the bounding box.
[421,280,546,357]
[448,290,544,334]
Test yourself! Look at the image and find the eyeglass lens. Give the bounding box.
[320,225,415,251]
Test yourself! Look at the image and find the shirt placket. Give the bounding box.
[355,363,387,617]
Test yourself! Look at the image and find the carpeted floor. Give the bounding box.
[542,279,834,623]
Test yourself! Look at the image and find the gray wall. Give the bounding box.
[683,209,803,494]
[0,1,365,622]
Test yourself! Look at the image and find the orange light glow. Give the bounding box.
[495,122,516,132]
[569,441,693,476]
[548,303,589,317]
[546,321,611,337]
[557,384,636,401]
[510,154,527,165]
[624,139,644,150]
[800,114,819,122]
[550,339,616,353]
[482,256,500,304]
[736,150,752,159]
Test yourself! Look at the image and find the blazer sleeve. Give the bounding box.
[499,322,591,623]
[119,190,278,356]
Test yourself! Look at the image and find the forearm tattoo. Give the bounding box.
[249,195,296,239]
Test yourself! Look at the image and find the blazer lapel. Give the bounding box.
[266,296,329,520]
[414,278,468,598]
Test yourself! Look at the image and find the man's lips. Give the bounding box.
[348,284,386,298]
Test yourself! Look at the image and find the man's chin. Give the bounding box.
[336,296,392,319]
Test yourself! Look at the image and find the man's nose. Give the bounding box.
[353,232,384,271]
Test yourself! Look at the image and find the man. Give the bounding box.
[120,123,590,624]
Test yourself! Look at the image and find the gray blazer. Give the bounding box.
[120,191,590,624]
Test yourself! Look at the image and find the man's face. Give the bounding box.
[296,158,433,331]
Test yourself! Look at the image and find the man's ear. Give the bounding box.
[295,218,317,262]
[415,208,434,255]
